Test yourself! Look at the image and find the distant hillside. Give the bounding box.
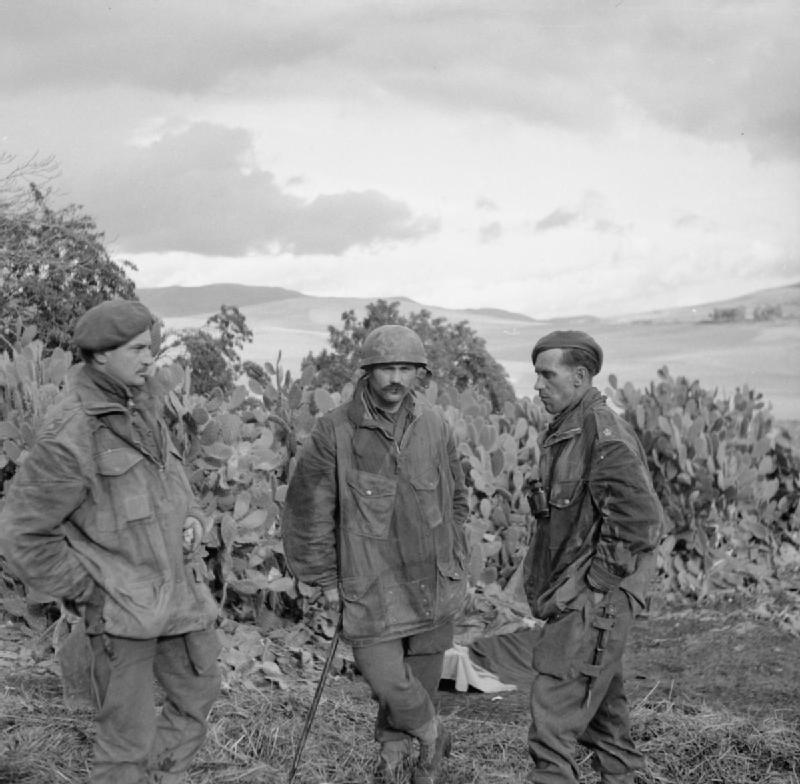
[138,284,301,317]
[145,281,799,420]
[463,307,537,323]
[139,285,540,323]
[619,281,800,324]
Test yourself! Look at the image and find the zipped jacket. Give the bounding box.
[0,366,218,638]
[282,381,468,646]
[524,388,664,620]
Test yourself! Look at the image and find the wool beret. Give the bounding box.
[531,330,603,374]
[73,299,155,351]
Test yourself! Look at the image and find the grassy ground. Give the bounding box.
[2,600,799,784]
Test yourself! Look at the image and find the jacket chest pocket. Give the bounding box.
[344,469,397,539]
[548,478,585,511]
[95,448,154,533]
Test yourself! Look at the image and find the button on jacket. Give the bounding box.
[524,387,664,620]
[282,380,469,646]
[0,365,218,638]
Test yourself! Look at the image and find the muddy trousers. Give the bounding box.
[528,590,642,784]
[88,629,221,784]
[353,623,452,745]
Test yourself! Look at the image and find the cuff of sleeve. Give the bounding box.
[68,574,98,604]
[189,509,212,536]
[587,563,622,594]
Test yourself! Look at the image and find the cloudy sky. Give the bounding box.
[2,1,798,318]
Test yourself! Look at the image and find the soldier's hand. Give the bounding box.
[183,516,204,553]
[322,586,341,613]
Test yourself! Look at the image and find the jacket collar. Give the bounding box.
[542,387,603,446]
[69,364,158,417]
[347,376,420,430]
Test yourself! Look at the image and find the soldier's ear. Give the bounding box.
[573,366,588,385]
[93,350,109,367]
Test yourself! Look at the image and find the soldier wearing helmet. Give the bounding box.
[284,324,468,784]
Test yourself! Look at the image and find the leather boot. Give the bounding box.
[412,720,452,784]
[374,738,413,784]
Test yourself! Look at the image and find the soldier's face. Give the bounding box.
[96,329,154,388]
[367,363,418,411]
[533,349,582,414]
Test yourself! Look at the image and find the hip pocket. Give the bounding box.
[410,467,443,528]
[436,555,466,619]
[341,576,386,640]
[531,606,593,678]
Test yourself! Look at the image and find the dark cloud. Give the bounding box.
[86,123,438,256]
[2,2,797,160]
[535,208,580,232]
[0,2,340,94]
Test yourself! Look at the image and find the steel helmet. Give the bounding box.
[359,325,428,369]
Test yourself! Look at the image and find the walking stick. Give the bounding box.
[287,614,343,784]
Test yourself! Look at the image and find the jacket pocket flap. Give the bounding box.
[410,467,441,491]
[345,469,396,498]
[341,576,377,601]
[96,448,144,476]
[549,479,584,509]
[436,558,465,581]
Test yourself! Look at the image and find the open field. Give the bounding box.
[2,599,799,783]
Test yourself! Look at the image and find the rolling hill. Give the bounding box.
[138,283,800,421]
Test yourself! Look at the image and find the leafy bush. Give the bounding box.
[303,298,516,412]
[1,339,798,634]
[0,183,137,354]
[753,304,783,321]
[709,307,746,323]
[163,304,254,395]
[607,368,799,598]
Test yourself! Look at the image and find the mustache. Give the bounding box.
[381,384,407,393]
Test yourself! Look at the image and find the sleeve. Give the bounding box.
[586,435,664,593]
[281,418,340,590]
[446,423,469,525]
[176,459,210,533]
[0,437,95,602]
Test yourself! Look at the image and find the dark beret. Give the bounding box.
[531,330,603,374]
[73,299,155,351]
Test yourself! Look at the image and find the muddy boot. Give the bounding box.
[374,738,413,784]
[412,720,452,784]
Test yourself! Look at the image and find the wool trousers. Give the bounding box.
[353,623,452,745]
[527,589,642,784]
[88,629,221,784]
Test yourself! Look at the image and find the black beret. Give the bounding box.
[74,299,155,351]
[531,330,603,374]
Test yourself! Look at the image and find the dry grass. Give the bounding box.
[2,664,799,784]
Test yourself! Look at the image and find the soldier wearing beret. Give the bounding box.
[0,299,220,784]
[524,330,664,784]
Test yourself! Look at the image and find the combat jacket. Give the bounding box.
[0,366,218,638]
[282,381,469,646]
[524,387,663,620]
